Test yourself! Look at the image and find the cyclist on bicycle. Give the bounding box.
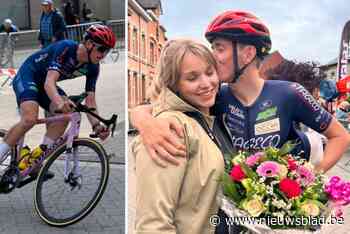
[0,19,18,34]
[130,10,350,173]
[0,24,116,168]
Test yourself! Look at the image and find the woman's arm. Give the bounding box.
[133,129,188,233]
[317,118,350,172]
[130,104,186,167]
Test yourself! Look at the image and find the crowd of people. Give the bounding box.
[1,0,95,50]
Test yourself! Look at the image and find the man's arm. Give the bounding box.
[129,104,186,167]
[85,92,109,140]
[44,70,72,113]
[317,118,350,172]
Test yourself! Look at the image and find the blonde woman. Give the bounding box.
[132,39,233,234]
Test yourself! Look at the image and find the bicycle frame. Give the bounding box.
[13,112,82,180]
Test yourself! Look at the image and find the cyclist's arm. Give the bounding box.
[84,91,99,127]
[291,83,350,172]
[318,119,350,172]
[130,104,186,167]
[44,70,66,108]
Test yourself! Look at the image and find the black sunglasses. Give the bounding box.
[93,43,111,54]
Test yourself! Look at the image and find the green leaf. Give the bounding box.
[221,172,242,203]
[278,141,297,156]
[240,163,258,180]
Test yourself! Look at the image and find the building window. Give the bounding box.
[331,71,336,79]
[141,74,146,102]
[133,72,138,105]
[133,28,138,55]
[141,34,146,59]
[150,41,155,65]
[128,70,131,104]
[128,24,131,51]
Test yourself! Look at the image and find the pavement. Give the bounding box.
[127,134,350,234]
[0,52,126,233]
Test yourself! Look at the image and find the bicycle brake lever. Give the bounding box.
[111,122,116,137]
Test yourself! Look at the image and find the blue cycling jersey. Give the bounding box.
[12,39,100,111]
[21,39,99,92]
[213,80,332,154]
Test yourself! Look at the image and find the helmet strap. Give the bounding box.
[230,41,256,83]
[83,41,94,63]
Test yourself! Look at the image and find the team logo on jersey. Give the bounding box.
[315,114,321,123]
[34,53,48,63]
[293,84,320,112]
[256,106,277,121]
[226,114,245,127]
[254,118,280,135]
[232,134,281,150]
[259,100,273,110]
[228,104,245,119]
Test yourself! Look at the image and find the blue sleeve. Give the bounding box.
[85,65,99,92]
[47,42,70,74]
[289,83,332,133]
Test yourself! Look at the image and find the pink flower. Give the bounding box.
[325,176,350,205]
[296,166,315,186]
[245,152,263,167]
[230,165,246,182]
[256,161,280,177]
[287,156,297,171]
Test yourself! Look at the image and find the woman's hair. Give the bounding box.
[150,39,217,101]
[266,60,326,93]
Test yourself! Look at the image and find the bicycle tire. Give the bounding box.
[34,138,109,227]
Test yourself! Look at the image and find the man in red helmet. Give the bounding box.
[130,10,350,172]
[0,24,116,169]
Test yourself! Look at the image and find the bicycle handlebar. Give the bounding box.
[55,92,118,137]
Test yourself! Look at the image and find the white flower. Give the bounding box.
[272,198,287,209]
[259,177,266,183]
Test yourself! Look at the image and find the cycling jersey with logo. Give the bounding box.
[21,39,99,92]
[213,80,332,151]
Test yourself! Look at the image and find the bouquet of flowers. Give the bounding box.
[220,142,349,233]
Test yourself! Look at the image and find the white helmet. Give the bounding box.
[4,18,12,26]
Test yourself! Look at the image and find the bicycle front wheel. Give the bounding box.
[34,138,110,227]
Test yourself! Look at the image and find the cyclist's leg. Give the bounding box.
[4,101,39,146]
[0,70,40,160]
[39,87,69,143]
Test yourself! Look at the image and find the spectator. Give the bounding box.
[0,19,18,34]
[63,1,76,25]
[38,0,66,48]
[82,2,93,23]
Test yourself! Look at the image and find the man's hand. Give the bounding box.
[138,117,186,167]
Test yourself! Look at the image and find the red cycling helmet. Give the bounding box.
[84,24,116,49]
[205,10,271,57]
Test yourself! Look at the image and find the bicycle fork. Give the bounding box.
[63,113,82,190]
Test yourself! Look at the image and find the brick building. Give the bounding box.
[128,0,167,108]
